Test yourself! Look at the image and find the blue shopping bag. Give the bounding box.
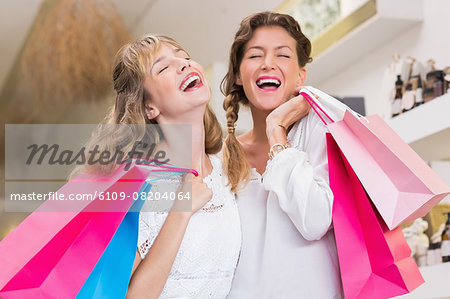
[76,182,152,299]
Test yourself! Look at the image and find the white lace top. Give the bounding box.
[137,154,241,299]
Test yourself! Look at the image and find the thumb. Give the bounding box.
[293,85,305,96]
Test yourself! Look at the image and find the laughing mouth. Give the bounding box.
[180,73,202,92]
[256,77,281,91]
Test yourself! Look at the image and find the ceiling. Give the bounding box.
[0,0,285,92]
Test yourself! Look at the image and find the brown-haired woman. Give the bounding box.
[104,34,241,298]
[222,12,342,298]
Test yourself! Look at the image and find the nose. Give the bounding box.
[261,54,276,71]
[178,59,191,73]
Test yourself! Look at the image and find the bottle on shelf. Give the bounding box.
[444,67,450,94]
[426,70,445,99]
[392,75,403,117]
[401,82,415,113]
[415,75,424,106]
[445,73,450,94]
[423,87,435,103]
[441,212,450,263]
[427,242,442,266]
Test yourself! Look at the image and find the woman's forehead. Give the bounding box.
[246,26,296,49]
[155,43,188,58]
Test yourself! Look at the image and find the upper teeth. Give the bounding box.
[257,78,281,86]
[181,75,200,91]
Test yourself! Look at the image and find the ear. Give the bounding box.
[296,67,306,87]
[144,102,160,120]
[235,73,243,86]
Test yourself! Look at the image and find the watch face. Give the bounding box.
[269,143,288,159]
[273,144,284,153]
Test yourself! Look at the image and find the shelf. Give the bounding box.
[387,93,450,161]
[306,0,423,86]
[396,262,450,298]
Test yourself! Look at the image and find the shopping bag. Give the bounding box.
[300,88,450,230]
[0,162,196,299]
[75,182,152,299]
[0,164,151,299]
[327,133,424,299]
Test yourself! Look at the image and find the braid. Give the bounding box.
[224,92,239,134]
[223,92,250,192]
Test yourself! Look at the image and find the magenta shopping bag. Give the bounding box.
[300,88,450,230]
[327,134,424,299]
[0,161,196,299]
[0,164,151,299]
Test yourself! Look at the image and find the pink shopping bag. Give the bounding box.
[0,163,159,299]
[300,88,450,230]
[327,133,424,299]
[328,111,450,230]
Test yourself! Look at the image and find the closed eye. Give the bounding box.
[278,55,290,58]
[249,55,261,59]
[158,66,168,74]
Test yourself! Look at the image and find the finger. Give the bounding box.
[305,88,319,100]
[192,175,203,182]
[293,85,305,96]
[183,173,193,180]
[189,176,205,186]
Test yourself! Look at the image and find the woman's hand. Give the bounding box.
[174,174,212,216]
[265,87,311,146]
[127,175,212,298]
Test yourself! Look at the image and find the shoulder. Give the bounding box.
[288,111,328,148]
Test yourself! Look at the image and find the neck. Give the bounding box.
[190,120,210,176]
[159,113,210,177]
[248,103,271,145]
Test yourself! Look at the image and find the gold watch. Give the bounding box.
[268,142,290,160]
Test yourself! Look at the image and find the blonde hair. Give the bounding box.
[221,12,312,192]
[71,34,222,177]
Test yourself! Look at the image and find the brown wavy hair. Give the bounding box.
[71,34,222,177]
[221,11,312,192]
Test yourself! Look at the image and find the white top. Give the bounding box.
[137,154,241,299]
[228,111,343,299]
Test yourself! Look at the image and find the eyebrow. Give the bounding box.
[246,45,293,51]
[152,56,166,70]
[152,48,188,71]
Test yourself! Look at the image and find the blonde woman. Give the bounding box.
[105,35,240,298]
[222,12,342,298]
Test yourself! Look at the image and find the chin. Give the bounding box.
[198,89,211,104]
[250,95,286,111]
[192,93,211,109]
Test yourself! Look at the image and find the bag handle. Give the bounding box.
[300,87,369,125]
[299,88,335,125]
[137,161,198,177]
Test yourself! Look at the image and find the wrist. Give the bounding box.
[266,117,286,135]
[268,124,288,147]
[169,210,193,222]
